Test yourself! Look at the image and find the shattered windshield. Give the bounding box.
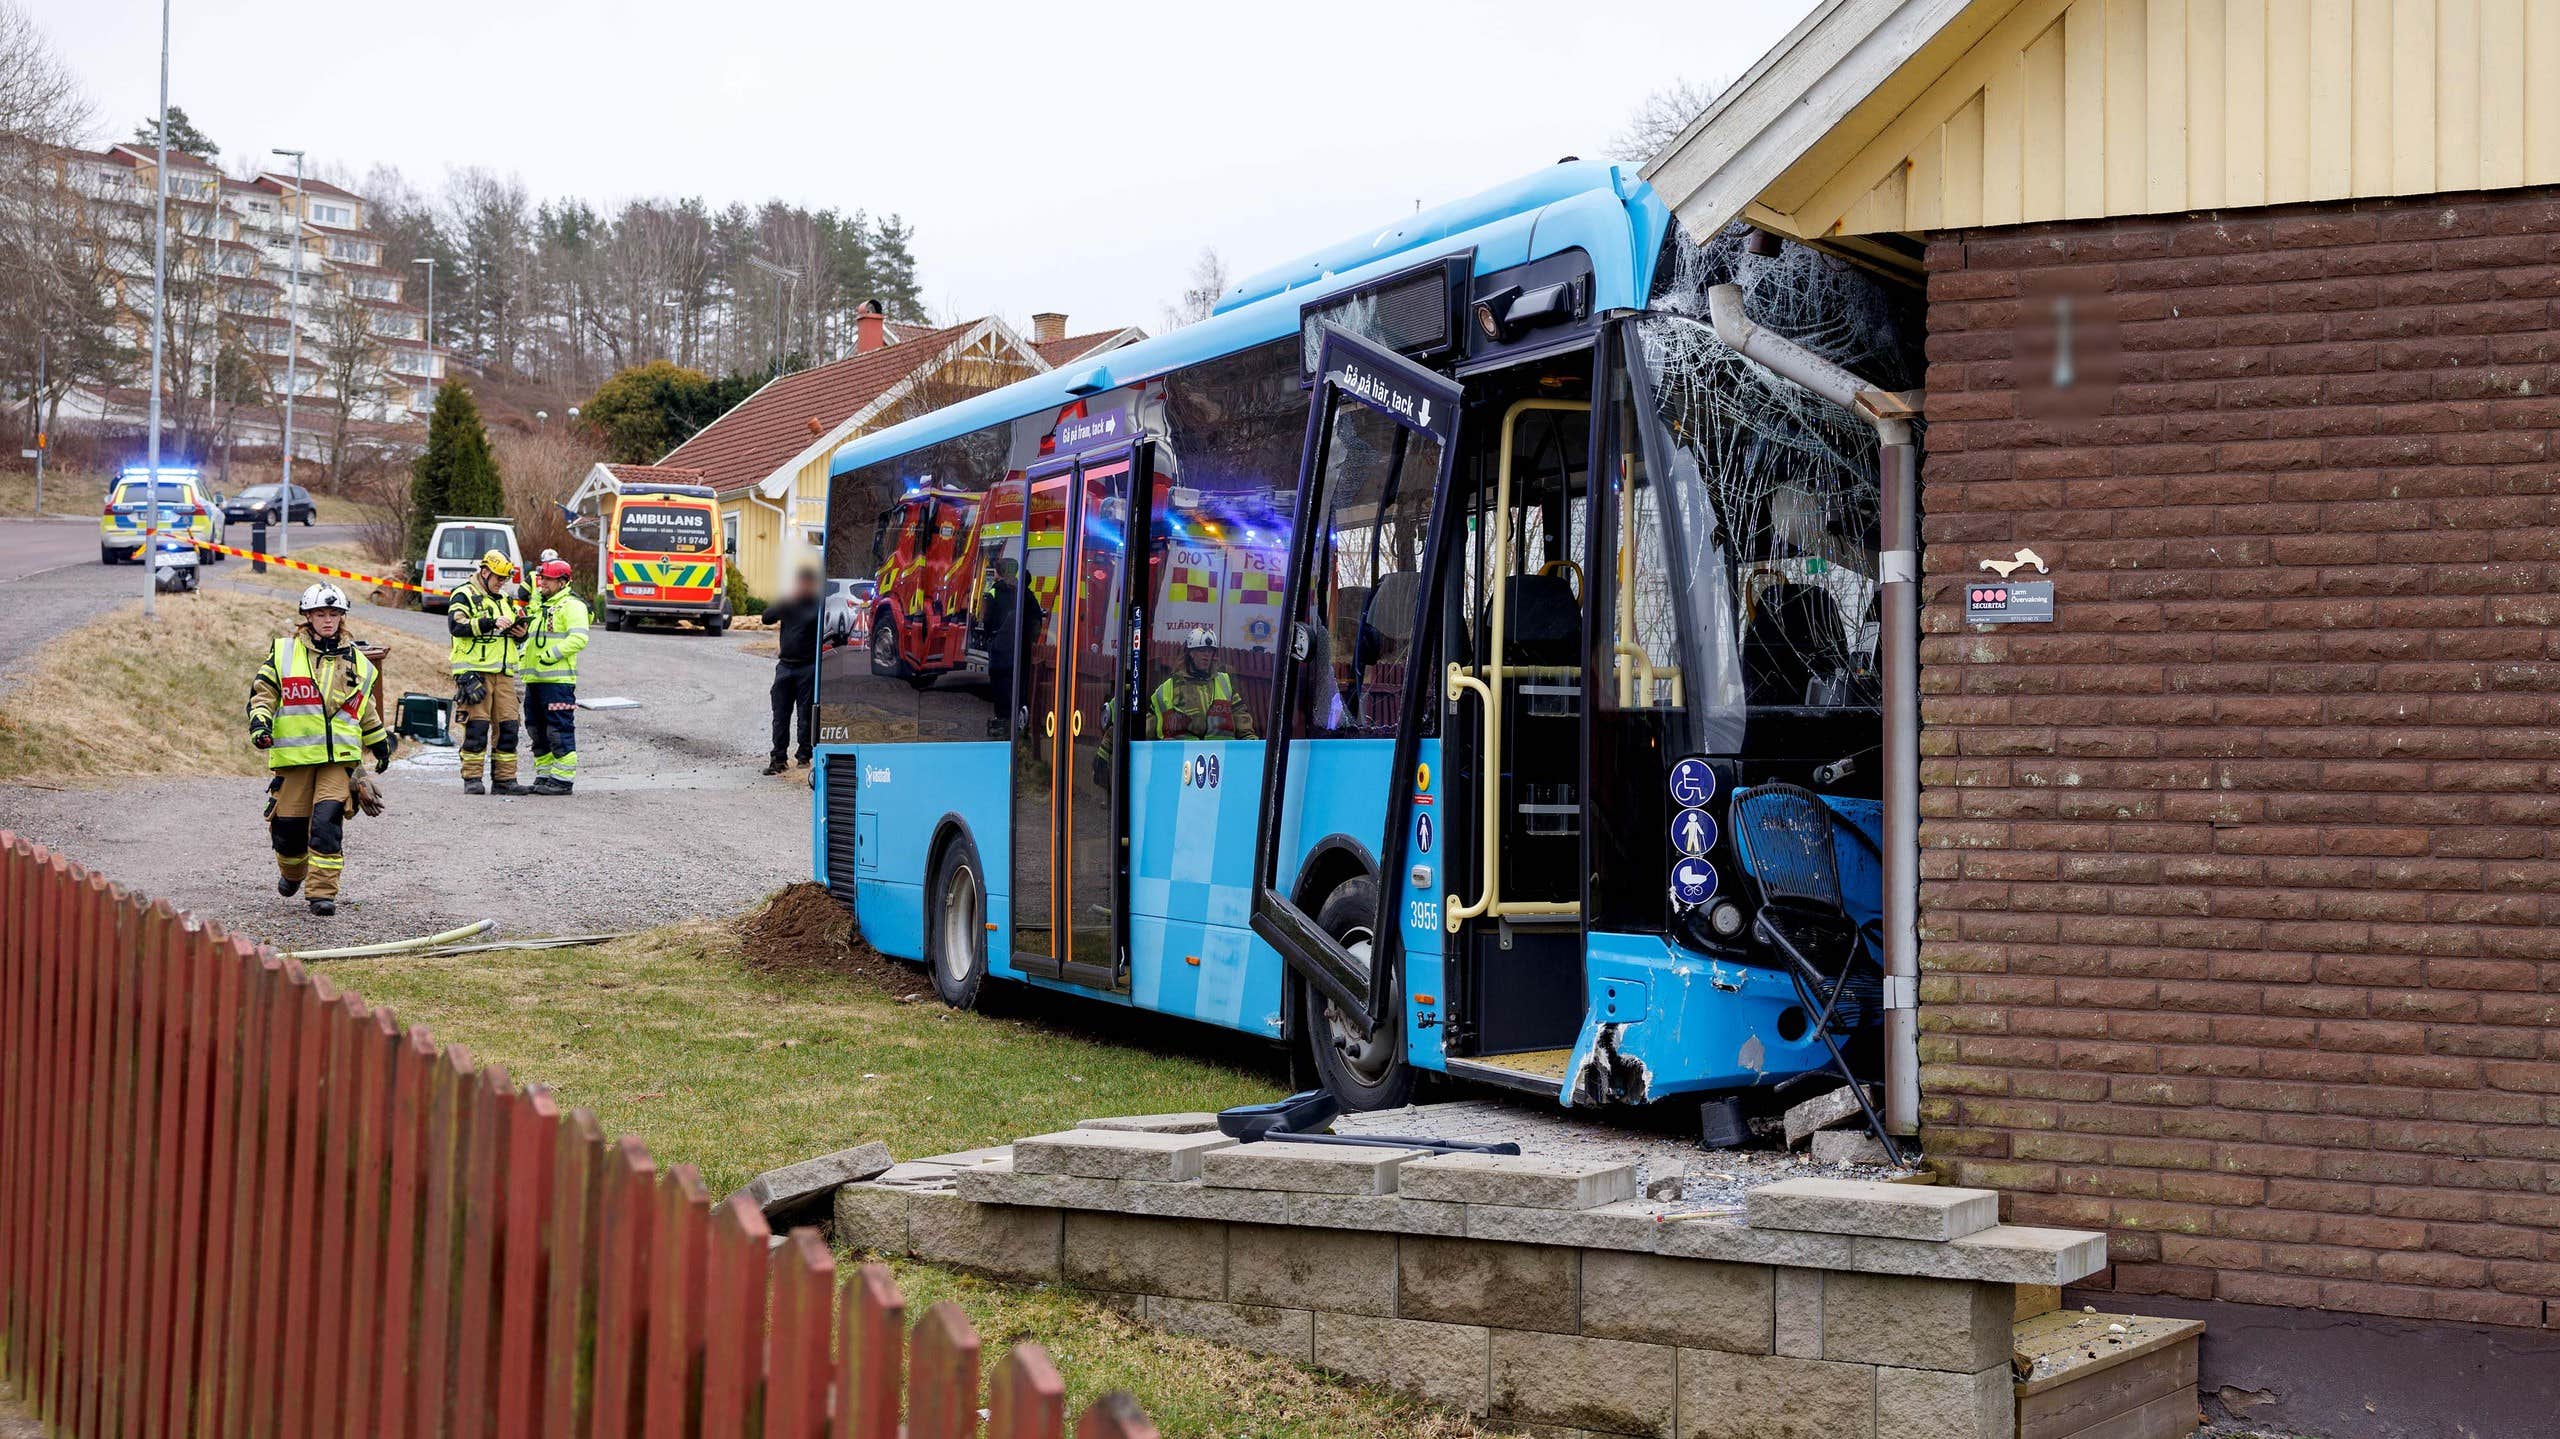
[1633,224,1921,744]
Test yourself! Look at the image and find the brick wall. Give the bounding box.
[1915,188,2560,1332]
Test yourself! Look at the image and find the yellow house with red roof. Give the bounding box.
[585,308,1139,601]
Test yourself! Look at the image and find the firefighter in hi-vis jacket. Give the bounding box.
[447,550,529,795]
[1145,625,1258,739]
[247,583,393,916]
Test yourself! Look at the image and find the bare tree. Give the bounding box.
[0,1,89,147]
[1161,247,1229,330]
[311,288,389,479]
[1610,77,1723,164]
[0,0,101,447]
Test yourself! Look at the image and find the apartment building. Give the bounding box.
[43,142,444,442]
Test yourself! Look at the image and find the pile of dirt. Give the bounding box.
[733,882,933,1000]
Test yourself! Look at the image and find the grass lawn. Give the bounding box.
[0,468,99,518]
[325,907,1506,1435]
[0,563,414,785]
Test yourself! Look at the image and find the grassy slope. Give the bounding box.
[0,555,404,785]
[327,918,1502,1436]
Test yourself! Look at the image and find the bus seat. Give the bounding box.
[1742,582,1845,706]
[1492,573,1581,668]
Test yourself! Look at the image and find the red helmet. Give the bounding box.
[537,559,573,580]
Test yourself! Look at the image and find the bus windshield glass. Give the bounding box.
[618,503,715,554]
[1629,227,1922,747]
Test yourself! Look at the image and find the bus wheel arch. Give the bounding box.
[1286,838,1413,1110]
[1282,836,1378,1045]
[923,818,987,1010]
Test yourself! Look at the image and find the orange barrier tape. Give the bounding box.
[196,540,432,594]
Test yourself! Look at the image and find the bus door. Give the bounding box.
[1011,448,1138,988]
[1444,390,1594,1063]
[1250,326,1463,1039]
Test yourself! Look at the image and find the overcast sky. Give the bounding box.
[41,0,1813,333]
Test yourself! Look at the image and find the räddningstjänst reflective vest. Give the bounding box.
[253,635,386,769]
[519,589,591,684]
[447,580,522,675]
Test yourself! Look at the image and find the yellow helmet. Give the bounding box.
[480,550,515,578]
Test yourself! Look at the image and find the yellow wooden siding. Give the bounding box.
[720,494,783,602]
[1751,0,2560,240]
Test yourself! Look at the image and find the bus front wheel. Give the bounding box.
[1304,877,1414,1111]
[927,832,987,1010]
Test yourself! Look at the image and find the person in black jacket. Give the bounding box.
[762,567,822,774]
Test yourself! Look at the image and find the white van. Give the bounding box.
[420,516,522,612]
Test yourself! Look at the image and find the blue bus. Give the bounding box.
[811,160,1912,1120]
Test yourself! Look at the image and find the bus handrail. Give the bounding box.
[1443,663,1493,931]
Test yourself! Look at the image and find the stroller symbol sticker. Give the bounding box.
[1668,757,1716,809]
[1670,859,1718,909]
[1670,807,1717,858]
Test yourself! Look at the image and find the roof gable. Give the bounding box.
[1652,0,2560,260]
[660,320,1041,495]
[1034,326,1147,368]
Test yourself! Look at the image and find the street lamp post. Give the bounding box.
[272,147,305,558]
[141,0,175,617]
[210,199,225,491]
[414,255,436,389]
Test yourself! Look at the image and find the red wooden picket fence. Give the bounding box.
[0,832,1158,1438]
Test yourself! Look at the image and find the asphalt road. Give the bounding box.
[0,516,364,692]
[0,530,810,952]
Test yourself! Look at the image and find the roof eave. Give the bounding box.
[1638,0,1979,242]
[749,317,1046,500]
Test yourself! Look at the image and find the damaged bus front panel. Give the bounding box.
[814,161,1914,1120]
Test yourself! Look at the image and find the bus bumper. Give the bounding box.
[1559,932,1847,1106]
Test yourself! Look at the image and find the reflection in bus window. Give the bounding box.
[1146,339,1303,736]
[819,420,1011,745]
[1297,397,1438,739]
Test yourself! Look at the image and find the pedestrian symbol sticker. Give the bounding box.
[1670,858,1718,909]
[1668,757,1716,809]
[1415,812,1434,854]
[1671,808,1716,858]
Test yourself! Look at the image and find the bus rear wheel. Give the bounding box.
[1304,876,1414,1111]
[927,832,987,1010]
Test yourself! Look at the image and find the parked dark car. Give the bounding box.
[219,483,318,525]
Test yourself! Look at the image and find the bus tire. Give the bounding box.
[926,831,988,1010]
[1304,877,1414,1111]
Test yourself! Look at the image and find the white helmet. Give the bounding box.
[299,582,349,613]
[1182,624,1217,651]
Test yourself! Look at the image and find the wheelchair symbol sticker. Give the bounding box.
[1670,858,1718,909]
[1670,807,1717,858]
[1668,757,1716,809]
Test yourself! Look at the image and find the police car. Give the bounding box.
[99,466,221,565]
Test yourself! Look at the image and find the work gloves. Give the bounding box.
[250,719,273,750]
[369,739,394,774]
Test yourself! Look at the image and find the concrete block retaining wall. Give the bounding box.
[836,1128,2112,1439]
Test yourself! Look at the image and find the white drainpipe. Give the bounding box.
[1708,283,1926,1139]
[748,486,791,596]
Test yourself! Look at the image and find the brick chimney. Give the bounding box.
[1032,312,1067,344]
[855,299,887,354]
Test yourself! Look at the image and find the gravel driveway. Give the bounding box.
[0,570,813,953]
